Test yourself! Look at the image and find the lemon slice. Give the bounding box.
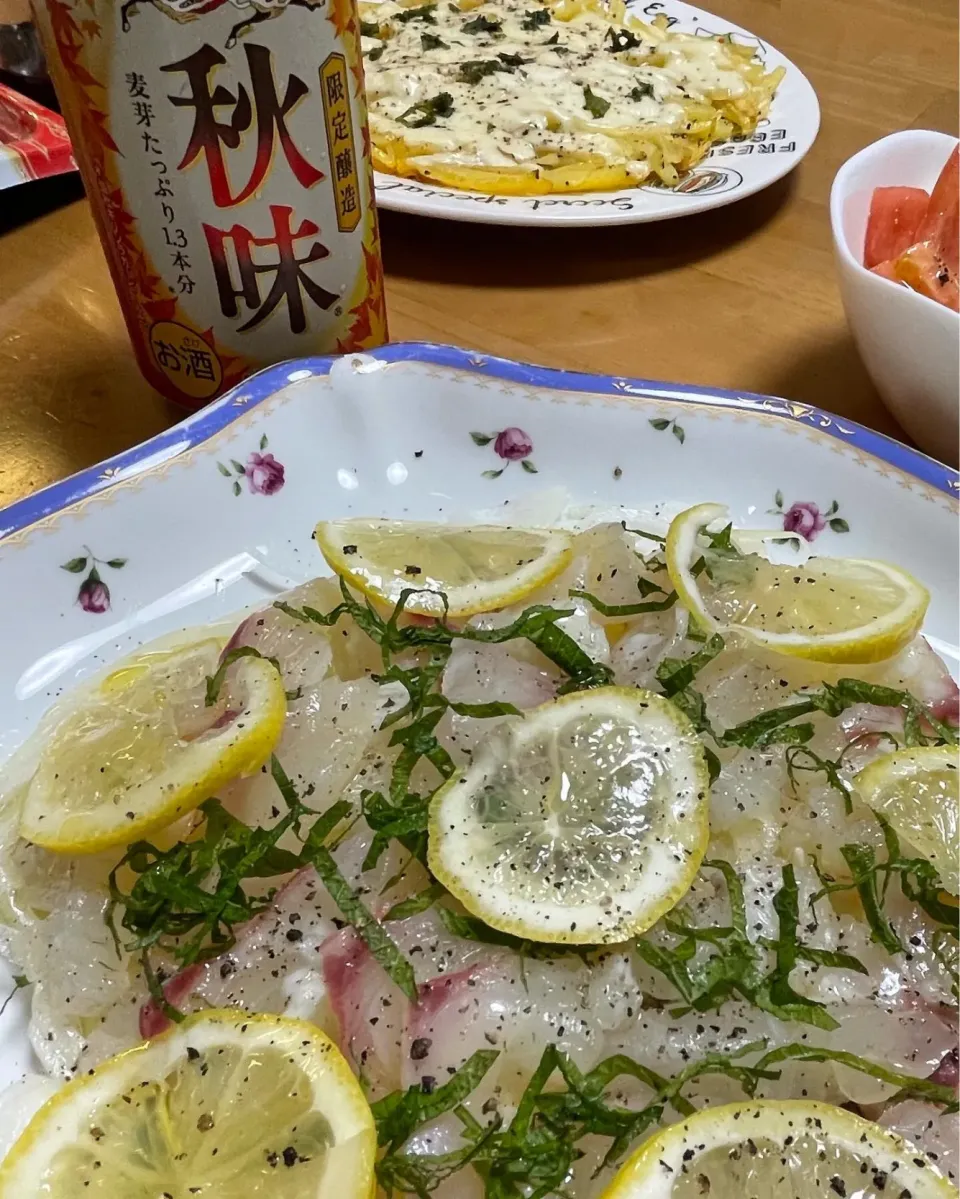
[856,744,959,894]
[428,686,709,944]
[600,1099,954,1199]
[19,638,286,854]
[315,518,574,618]
[665,502,929,664]
[0,1009,375,1198]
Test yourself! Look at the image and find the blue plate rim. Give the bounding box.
[2,341,957,542]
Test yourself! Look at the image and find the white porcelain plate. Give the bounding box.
[373,0,820,226]
[0,342,956,1089]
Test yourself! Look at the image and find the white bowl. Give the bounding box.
[830,129,959,465]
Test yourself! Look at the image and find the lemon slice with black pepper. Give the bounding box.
[0,1009,375,1198]
[18,637,285,854]
[315,518,574,618]
[665,502,929,664]
[599,1099,955,1199]
[428,686,710,944]
[856,744,959,894]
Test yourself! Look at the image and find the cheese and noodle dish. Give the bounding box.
[0,506,956,1198]
[361,0,785,194]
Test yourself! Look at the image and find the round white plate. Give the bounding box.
[373,0,820,226]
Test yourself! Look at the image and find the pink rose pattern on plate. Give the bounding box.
[244,452,285,495]
[218,435,285,497]
[470,427,537,479]
[769,492,849,541]
[64,450,846,614]
[61,549,127,615]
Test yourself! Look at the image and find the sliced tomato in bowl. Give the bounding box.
[865,145,960,311]
[890,240,960,310]
[915,144,958,275]
[869,258,899,282]
[863,186,929,269]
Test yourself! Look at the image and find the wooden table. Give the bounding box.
[0,0,956,508]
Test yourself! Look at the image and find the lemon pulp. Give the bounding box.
[0,1010,375,1198]
[600,1100,954,1199]
[856,745,959,894]
[429,686,709,944]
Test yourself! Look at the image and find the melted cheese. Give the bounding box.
[362,0,759,180]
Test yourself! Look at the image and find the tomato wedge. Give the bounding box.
[893,241,959,311]
[870,259,900,282]
[916,145,959,275]
[864,186,930,269]
[866,145,960,310]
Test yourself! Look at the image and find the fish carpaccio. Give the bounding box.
[0,518,956,1195]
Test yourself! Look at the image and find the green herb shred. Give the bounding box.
[203,644,283,707]
[605,26,642,51]
[810,811,958,953]
[634,861,866,1029]
[396,3,437,21]
[583,85,611,118]
[458,58,508,84]
[398,92,455,127]
[497,51,529,66]
[371,1037,953,1193]
[107,756,419,1014]
[520,6,551,28]
[462,12,502,32]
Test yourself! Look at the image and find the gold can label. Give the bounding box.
[319,53,361,234]
[34,0,388,406]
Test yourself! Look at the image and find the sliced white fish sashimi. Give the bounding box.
[138,866,339,1039]
[223,577,337,694]
[839,637,960,743]
[221,675,384,837]
[0,517,956,1197]
[879,1101,959,1182]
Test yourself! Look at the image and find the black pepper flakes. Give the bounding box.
[410,1037,432,1060]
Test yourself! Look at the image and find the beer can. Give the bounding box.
[33,0,388,407]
